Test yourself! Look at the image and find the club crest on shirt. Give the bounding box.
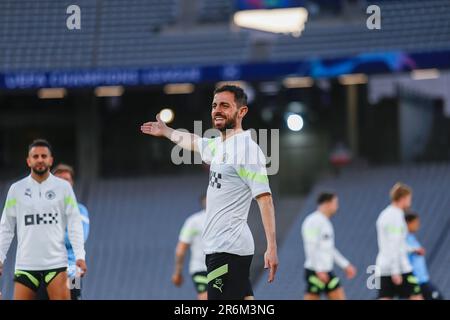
[45,190,56,200]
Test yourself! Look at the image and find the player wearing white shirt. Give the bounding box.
[172,195,208,300]
[301,192,356,300]
[0,139,87,300]
[375,183,423,300]
[141,85,278,300]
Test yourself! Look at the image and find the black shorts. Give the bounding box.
[305,269,341,295]
[191,271,208,294]
[206,253,253,300]
[36,276,82,300]
[14,267,67,292]
[378,272,421,299]
[420,282,444,300]
[70,287,82,300]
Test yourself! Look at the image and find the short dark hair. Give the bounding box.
[317,192,336,205]
[405,210,419,223]
[28,139,52,155]
[214,85,248,107]
[52,163,75,180]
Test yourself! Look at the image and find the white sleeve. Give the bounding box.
[302,221,324,271]
[383,215,405,275]
[333,248,350,269]
[0,187,17,264]
[196,137,217,164]
[65,186,86,261]
[235,143,271,199]
[179,217,199,244]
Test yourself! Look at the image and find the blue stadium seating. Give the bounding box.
[1,0,449,71]
[254,162,450,299]
[0,174,208,299]
[1,163,449,299]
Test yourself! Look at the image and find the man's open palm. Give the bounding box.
[141,114,167,137]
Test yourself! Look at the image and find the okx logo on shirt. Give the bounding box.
[209,171,222,189]
[25,213,59,226]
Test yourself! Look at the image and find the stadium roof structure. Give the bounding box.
[0,0,449,89]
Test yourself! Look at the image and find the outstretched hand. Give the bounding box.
[141,114,168,137]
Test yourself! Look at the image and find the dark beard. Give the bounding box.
[218,120,236,132]
[32,166,49,176]
[214,112,238,132]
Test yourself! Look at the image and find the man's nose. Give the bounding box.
[214,106,224,114]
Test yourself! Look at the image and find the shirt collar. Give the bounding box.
[28,172,53,186]
[221,129,251,143]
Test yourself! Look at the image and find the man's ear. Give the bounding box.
[26,156,31,168]
[239,105,248,118]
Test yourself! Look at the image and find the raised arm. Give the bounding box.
[141,114,200,152]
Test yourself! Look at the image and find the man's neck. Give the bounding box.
[31,171,50,184]
[318,209,331,219]
[391,202,404,211]
[220,127,243,141]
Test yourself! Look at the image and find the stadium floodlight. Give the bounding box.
[233,7,308,37]
[411,68,440,80]
[283,76,314,88]
[95,86,124,97]
[286,113,304,132]
[37,88,67,99]
[338,73,368,85]
[163,83,195,95]
[159,108,175,124]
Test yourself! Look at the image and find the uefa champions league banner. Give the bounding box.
[235,0,306,10]
[0,50,449,89]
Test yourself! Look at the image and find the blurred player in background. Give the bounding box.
[405,211,444,300]
[375,183,422,300]
[141,85,278,300]
[53,164,90,300]
[0,139,86,300]
[301,192,357,300]
[172,195,207,300]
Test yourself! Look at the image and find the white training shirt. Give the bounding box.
[301,211,350,272]
[178,210,207,274]
[197,130,271,256]
[0,174,85,270]
[376,204,412,276]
